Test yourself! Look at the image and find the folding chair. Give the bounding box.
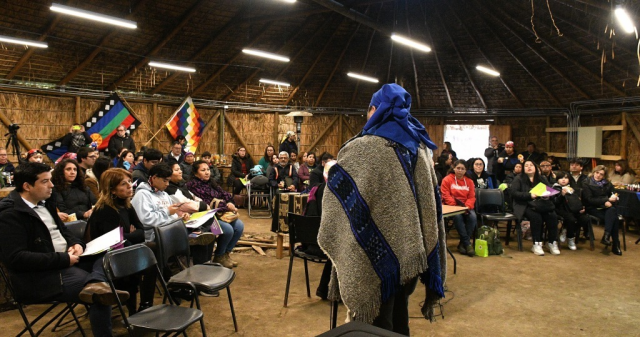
[284,213,328,307]
[476,189,521,251]
[0,265,85,337]
[588,214,626,251]
[247,181,272,218]
[103,244,205,336]
[154,219,238,333]
[64,221,87,242]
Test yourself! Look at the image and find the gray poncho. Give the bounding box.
[318,135,446,324]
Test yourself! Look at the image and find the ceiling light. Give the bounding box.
[615,7,636,33]
[149,61,196,73]
[259,79,291,87]
[347,72,379,83]
[281,0,296,2]
[476,65,500,77]
[391,34,431,52]
[50,3,137,29]
[0,35,47,48]
[242,49,290,62]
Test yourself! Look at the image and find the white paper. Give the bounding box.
[81,227,123,256]
[184,209,219,229]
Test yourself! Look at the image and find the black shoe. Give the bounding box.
[137,301,152,312]
[466,245,475,257]
[457,243,467,255]
[612,242,622,256]
[316,289,328,300]
[600,232,611,246]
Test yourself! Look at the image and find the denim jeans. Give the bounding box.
[214,218,245,256]
[452,211,477,246]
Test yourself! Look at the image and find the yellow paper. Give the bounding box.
[529,182,547,196]
[188,210,210,221]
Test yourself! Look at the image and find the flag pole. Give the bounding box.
[143,97,188,147]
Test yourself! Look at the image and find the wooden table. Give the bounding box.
[0,187,14,198]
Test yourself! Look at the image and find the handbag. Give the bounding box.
[528,198,555,213]
[475,235,488,257]
[210,198,239,223]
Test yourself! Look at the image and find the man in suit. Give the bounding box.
[165,141,184,163]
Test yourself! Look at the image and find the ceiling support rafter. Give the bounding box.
[309,0,391,35]
[424,15,454,110]
[190,23,271,97]
[151,5,252,95]
[445,1,524,108]
[350,3,382,106]
[404,1,421,109]
[433,4,487,110]
[6,16,61,79]
[107,0,206,91]
[284,18,347,106]
[471,0,592,99]
[247,0,392,24]
[314,18,364,107]
[57,0,151,86]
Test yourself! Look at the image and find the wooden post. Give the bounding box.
[338,115,343,145]
[74,96,81,124]
[621,112,628,159]
[546,116,550,153]
[219,109,225,154]
[273,111,279,147]
[224,114,250,156]
[343,117,356,137]
[152,102,158,149]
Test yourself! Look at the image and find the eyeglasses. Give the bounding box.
[540,164,551,167]
[117,129,125,132]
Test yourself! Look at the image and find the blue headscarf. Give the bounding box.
[363,83,437,155]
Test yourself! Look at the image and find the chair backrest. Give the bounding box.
[476,189,505,214]
[287,213,321,247]
[103,244,157,279]
[153,218,190,270]
[65,220,87,241]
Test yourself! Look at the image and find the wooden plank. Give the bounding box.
[74,96,81,124]
[7,16,61,80]
[252,245,267,256]
[232,247,253,252]
[307,116,339,152]
[546,116,550,152]
[621,112,628,159]
[547,152,623,161]
[601,155,623,161]
[626,114,640,152]
[546,127,568,132]
[602,115,622,139]
[224,114,250,156]
[547,125,623,133]
[273,112,279,146]
[546,152,567,158]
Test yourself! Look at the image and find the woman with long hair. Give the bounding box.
[297,152,316,191]
[116,150,135,172]
[52,159,97,221]
[583,165,622,255]
[510,160,559,256]
[608,159,636,185]
[466,157,497,189]
[187,160,245,268]
[86,156,113,198]
[440,160,477,256]
[258,145,276,174]
[228,146,254,195]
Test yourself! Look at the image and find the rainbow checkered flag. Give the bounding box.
[42,93,141,161]
[166,97,205,153]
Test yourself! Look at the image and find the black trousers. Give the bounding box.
[232,179,246,195]
[587,207,620,242]
[555,208,590,239]
[371,277,419,336]
[316,261,332,297]
[524,208,558,243]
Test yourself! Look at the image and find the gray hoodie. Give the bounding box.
[131,182,178,242]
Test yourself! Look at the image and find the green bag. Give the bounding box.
[477,225,504,256]
[475,235,489,257]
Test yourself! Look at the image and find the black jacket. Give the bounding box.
[165,153,184,164]
[0,191,84,302]
[509,174,552,220]
[108,134,136,158]
[61,131,91,153]
[53,186,97,221]
[582,178,615,211]
[569,173,588,191]
[132,162,149,188]
[87,202,145,245]
[279,139,298,156]
[228,154,254,185]
[484,145,504,175]
[165,181,207,212]
[309,165,324,188]
[269,163,299,188]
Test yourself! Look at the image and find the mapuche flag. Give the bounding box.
[166,97,205,153]
[42,93,141,161]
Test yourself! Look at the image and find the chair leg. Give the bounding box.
[226,287,239,332]
[65,303,86,337]
[284,255,295,307]
[515,221,523,252]
[304,259,311,298]
[505,221,512,246]
[622,221,627,251]
[330,300,339,329]
[588,221,595,251]
[446,246,457,275]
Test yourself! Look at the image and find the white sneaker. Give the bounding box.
[559,229,567,243]
[567,238,577,251]
[548,241,561,255]
[531,242,545,256]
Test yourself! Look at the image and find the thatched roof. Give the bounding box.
[1,0,639,112]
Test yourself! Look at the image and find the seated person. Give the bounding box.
[132,148,163,188]
[552,171,590,251]
[52,159,97,221]
[608,159,636,186]
[0,147,15,173]
[87,168,154,314]
[228,146,254,195]
[297,152,317,191]
[200,151,221,183]
[290,150,300,171]
[466,157,496,189]
[27,149,45,163]
[539,160,557,184]
[116,150,135,172]
[61,124,91,153]
[547,155,561,171]
[164,141,184,163]
[434,153,452,184]
[520,142,542,163]
[258,145,276,174]
[0,162,128,336]
[187,160,245,269]
[86,156,112,200]
[440,160,477,257]
[180,152,195,181]
[502,162,522,185]
[309,152,333,188]
[268,152,299,192]
[583,165,622,255]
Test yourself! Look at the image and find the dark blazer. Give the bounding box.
[569,173,588,191]
[0,191,84,302]
[53,186,97,221]
[108,134,136,158]
[87,203,145,245]
[509,174,552,220]
[165,153,184,164]
[582,178,614,210]
[309,165,324,188]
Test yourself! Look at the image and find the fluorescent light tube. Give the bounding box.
[615,8,636,33]
[476,65,500,77]
[391,34,431,52]
[0,35,47,48]
[259,79,291,87]
[242,49,290,62]
[51,3,137,29]
[282,0,296,2]
[347,72,379,83]
[149,62,196,73]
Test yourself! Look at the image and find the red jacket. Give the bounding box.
[441,173,476,209]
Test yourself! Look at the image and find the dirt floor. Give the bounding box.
[3,209,640,336]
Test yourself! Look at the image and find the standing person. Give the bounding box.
[318,84,446,334]
[520,142,542,163]
[441,160,477,256]
[441,141,457,160]
[108,125,136,159]
[258,145,276,174]
[583,165,622,255]
[61,124,91,153]
[279,131,298,155]
[496,141,520,182]
[228,147,254,195]
[510,160,560,256]
[484,136,504,176]
[0,147,15,173]
[0,162,128,337]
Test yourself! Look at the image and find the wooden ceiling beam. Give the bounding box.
[309,0,391,35]
[284,18,347,106]
[404,1,421,109]
[471,0,592,100]
[350,4,382,106]
[445,2,524,108]
[57,0,151,86]
[107,0,205,91]
[433,4,487,110]
[246,0,392,24]
[424,15,454,111]
[491,1,628,97]
[6,16,61,80]
[314,19,363,107]
[190,24,271,97]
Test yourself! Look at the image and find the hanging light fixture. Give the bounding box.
[390,34,431,52]
[0,35,47,48]
[242,49,290,62]
[476,65,500,77]
[50,3,137,29]
[615,7,636,33]
[149,61,196,72]
[259,79,291,87]
[347,72,379,83]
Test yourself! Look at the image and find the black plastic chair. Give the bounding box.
[476,189,522,251]
[0,265,85,337]
[284,213,328,308]
[589,214,626,251]
[64,220,87,242]
[103,244,205,336]
[154,219,238,333]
